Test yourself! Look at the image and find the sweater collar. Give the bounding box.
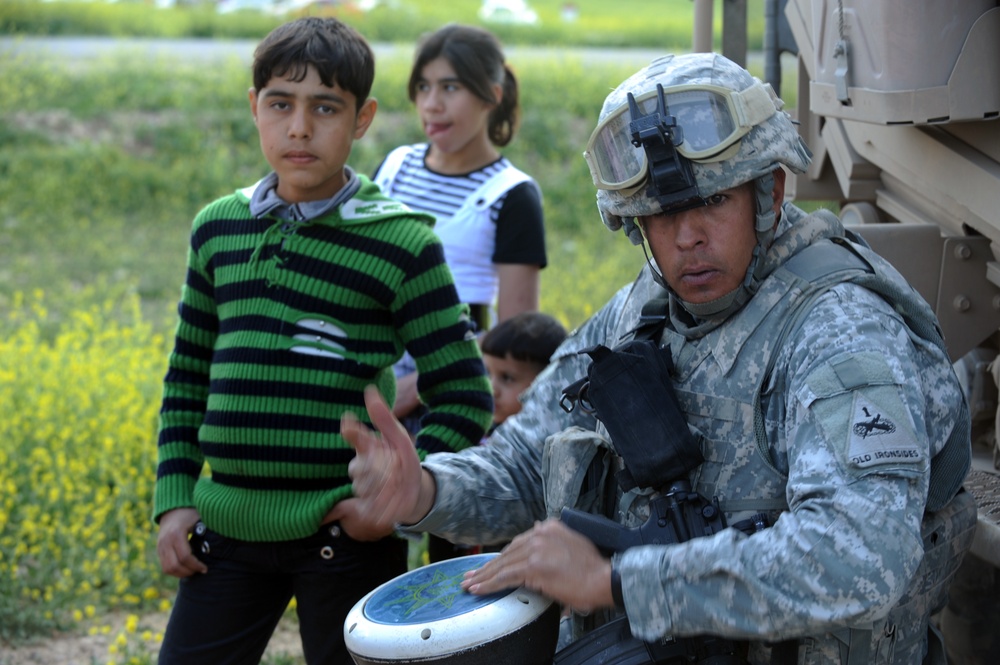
[245,168,361,223]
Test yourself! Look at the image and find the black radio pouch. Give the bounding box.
[560,338,703,492]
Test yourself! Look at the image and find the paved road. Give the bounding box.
[0,35,677,68]
[0,36,785,76]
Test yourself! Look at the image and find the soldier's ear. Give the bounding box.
[771,168,787,214]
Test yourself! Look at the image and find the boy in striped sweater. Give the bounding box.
[153,17,493,665]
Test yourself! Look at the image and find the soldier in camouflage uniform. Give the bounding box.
[332,53,977,664]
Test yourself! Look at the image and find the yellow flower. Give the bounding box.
[1,289,178,632]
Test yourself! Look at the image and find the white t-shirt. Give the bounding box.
[374,143,546,314]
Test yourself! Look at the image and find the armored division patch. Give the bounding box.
[847,394,922,469]
[801,352,925,474]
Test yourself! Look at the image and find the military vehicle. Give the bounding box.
[766,1,1000,661]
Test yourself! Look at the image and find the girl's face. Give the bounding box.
[413,57,499,167]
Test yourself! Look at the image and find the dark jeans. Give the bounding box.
[158,522,408,665]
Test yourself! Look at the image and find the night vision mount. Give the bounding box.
[628,84,703,214]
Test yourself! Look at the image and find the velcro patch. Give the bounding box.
[847,394,922,468]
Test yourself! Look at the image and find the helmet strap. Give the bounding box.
[639,238,668,290]
[754,171,777,235]
[620,216,646,246]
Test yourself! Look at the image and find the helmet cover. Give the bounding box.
[593,52,812,234]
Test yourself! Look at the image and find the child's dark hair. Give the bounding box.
[407,23,520,147]
[252,17,375,110]
[481,312,567,369]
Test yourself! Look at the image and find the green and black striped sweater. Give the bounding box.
[154,176,493,541]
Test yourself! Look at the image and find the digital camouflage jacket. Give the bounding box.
[411,203,975,664]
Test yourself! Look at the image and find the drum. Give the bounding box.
[344,553,560,665]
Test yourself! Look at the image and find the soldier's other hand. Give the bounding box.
[461,518,615,612]
[325,385,425,540]
[157,507,208,578]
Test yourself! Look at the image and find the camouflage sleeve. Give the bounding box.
[411,267,661,545]
[619,284,959,642]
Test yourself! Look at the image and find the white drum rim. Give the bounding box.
[344,557,555,660]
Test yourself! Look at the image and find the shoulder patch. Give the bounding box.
[847,394,922,468]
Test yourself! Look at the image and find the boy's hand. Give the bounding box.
[157,507,208,578]
[326,385,432,540]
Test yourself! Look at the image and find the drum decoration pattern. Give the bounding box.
[364,554,509,624]
[344,554,560,665]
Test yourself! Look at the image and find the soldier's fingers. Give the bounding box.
[363,385,413,453]
[462,539,531,593]
[463,563,523,595]
[340,409,374,455]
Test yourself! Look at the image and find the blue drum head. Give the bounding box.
[364,553,507,625]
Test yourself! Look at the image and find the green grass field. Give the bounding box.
[1,0,767,49]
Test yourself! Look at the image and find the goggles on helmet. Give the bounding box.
[584,81,779,191]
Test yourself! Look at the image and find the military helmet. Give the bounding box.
[585,52,812,236]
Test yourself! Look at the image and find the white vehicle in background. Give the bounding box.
[215,0,282,14]
[215,0,377,16]
[477,0,538,25]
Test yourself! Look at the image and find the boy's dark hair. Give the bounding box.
[407,23,520,147]
[481,312,568,369]
[252,17,375,110]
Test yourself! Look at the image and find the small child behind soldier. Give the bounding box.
[428,311,567,562]
[481,311,568,433]
[479,311,568,554]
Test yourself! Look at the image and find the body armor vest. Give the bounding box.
[603,216,973,664]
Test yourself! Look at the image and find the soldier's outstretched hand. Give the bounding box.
[325,385,429,540]
[461,518,615,612]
